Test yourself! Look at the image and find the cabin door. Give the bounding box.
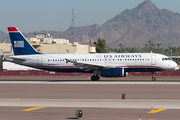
[151,55,156,65]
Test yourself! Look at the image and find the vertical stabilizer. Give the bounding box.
[7,27,40,55]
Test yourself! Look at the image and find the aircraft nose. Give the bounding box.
[171,61,178,69]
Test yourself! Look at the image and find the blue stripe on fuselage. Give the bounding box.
[36,67,163,73]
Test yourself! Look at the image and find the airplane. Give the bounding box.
[4,27,178,81]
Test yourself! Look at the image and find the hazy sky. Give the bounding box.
[0,0,180,33]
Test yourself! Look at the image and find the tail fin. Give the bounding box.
[7,27,41,55]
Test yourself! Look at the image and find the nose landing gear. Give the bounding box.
[152,72,156,81]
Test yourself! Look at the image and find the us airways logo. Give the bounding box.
[14,41,24,48]
[104,54,142,58]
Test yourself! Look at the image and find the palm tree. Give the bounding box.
[145,44,148,52]
[157,43,161,53]
[148,40,151,52]
[119,44,123,53]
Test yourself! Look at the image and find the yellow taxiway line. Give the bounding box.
[21,107,45,111]
[144,119,156,120]
[147,109,166,113]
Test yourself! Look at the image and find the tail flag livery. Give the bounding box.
[7,27,40,55]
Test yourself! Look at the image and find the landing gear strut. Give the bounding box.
[152,72,156,81]
[91,75,100,81]
[91,70,100,81]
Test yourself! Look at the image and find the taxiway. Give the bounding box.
[0,76,180,120]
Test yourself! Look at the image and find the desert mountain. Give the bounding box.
[46,0,180,48]
[1,0,180,48]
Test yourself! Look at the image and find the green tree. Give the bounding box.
[157,43,161,53]
[151,42,156,52]
[119,43,123,53]
[94,38,108,53]
[145,44,148,52]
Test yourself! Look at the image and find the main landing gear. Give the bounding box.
[152,72,156,81]
[91,75,100,81]
[91,70,100,81]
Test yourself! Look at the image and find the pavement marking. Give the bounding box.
[21,107,45,111]
[147,109,166,113]
[144,119,156,120]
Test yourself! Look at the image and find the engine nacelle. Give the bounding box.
[100,68,128,77]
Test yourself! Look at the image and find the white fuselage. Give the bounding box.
[6,53,177,73]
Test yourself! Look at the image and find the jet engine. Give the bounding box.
[100,68,128,77]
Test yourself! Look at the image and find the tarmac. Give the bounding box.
[0,75,180,120]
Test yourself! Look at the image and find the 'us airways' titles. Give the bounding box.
[104,54,142,58]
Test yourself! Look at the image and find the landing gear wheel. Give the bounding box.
[152,77,156,81]
[152,72,156,81]
[91,76,100,81]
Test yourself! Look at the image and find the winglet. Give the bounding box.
[65,58,70,64]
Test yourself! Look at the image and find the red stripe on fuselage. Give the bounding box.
[7,27,19,32]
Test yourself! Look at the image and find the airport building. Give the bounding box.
[0,33,96,54]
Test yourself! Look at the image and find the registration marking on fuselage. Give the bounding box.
[21,107,45,111]
[147,109,166,113]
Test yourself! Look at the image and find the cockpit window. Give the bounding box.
[162,58,170,61]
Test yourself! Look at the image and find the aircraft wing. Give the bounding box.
[65,58,111,71]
